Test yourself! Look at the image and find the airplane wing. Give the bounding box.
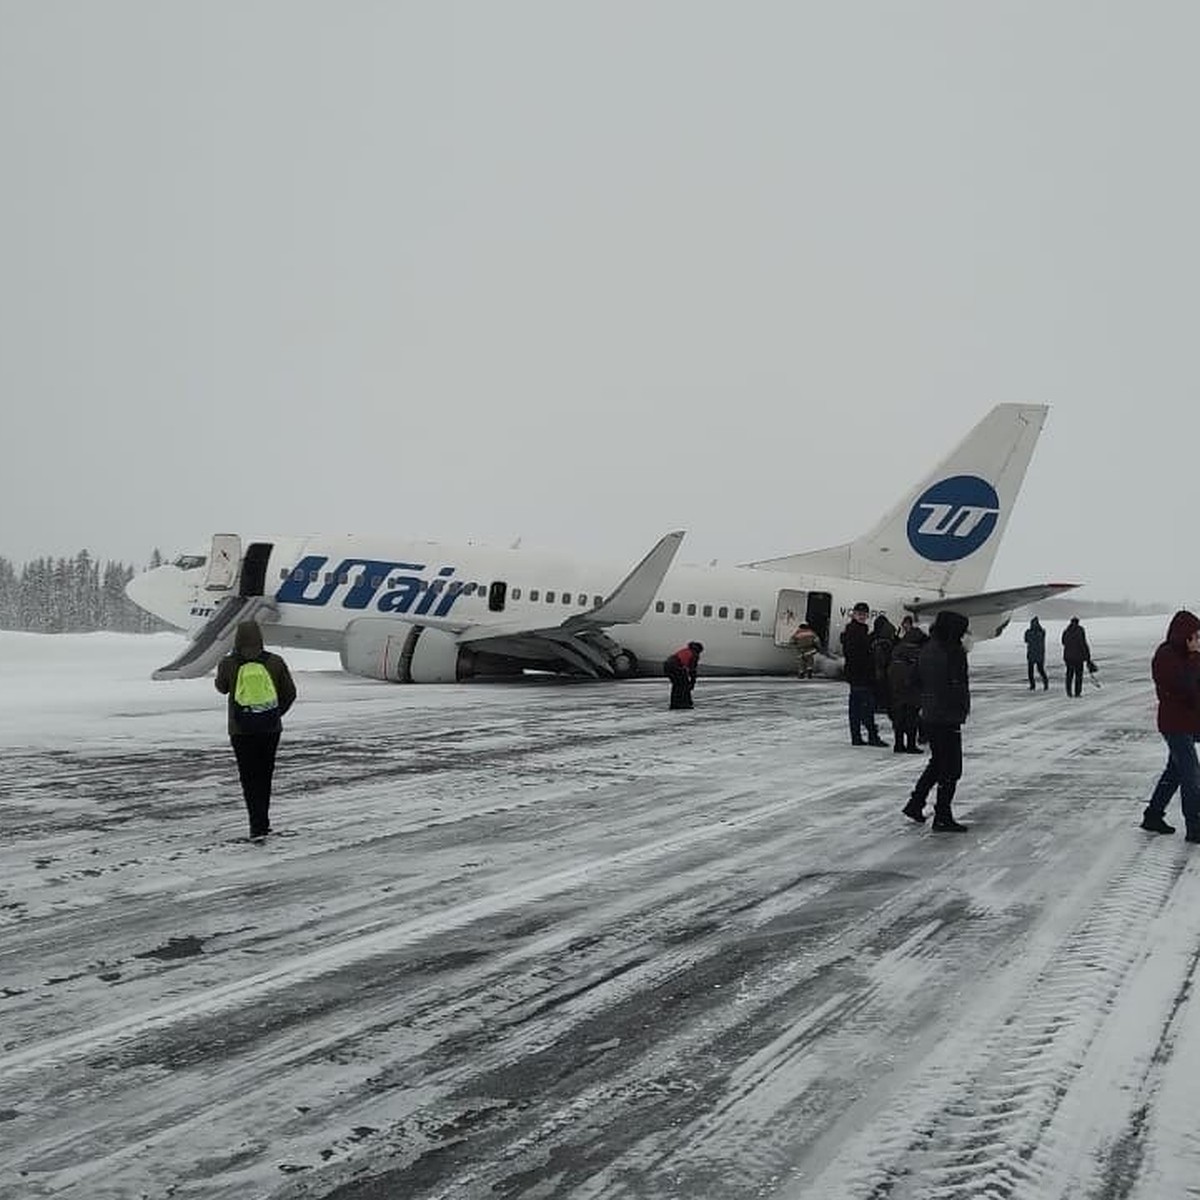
[907,582,1080,639]
[349,530,686,678]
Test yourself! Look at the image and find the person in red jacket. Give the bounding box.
[664,641,703,710]
[1141,610,1200,839]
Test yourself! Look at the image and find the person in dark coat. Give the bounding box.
[1024,616,1048,690]
[1140,610,1200,838]
[841,603,886,746]
[1061,616,1093,697]
[902,610,971,831]
[215,620,297,840]
[888,622,928,753]
[664,641,703,710]
[871,614,898,741]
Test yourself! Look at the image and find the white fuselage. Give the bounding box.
[134,533,947,678]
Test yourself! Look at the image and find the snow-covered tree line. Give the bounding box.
[0,551,170,632]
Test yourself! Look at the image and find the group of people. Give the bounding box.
[838,603,971,831]
[1023,615,1097,695]
[215,612,1200,850]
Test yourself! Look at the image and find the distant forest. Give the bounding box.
[0,551,171,633]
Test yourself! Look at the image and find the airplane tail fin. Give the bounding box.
[745,403,1049,595]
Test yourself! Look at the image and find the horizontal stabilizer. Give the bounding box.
[151,595,277,680]
[907,582,1080,639]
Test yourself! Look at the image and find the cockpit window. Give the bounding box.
[172,554,207,570]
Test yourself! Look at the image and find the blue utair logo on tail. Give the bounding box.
[907,475,1000,562]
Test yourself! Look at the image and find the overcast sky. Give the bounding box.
[1,2,1195,604]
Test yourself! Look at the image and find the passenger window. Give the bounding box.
[718,606,728,618]
[564,594,573,605]
[702,605,712,617]
[735,607,745,620]
[280,569,288,580]
[750,608,760,621]
[686,604,696,616]
[671,602,681,615]
[530,589,539,601]
[578,593,587,606]
[594,595,602,607]
[546,591,555,603]
[510,587,520,600]
[310,571,320,583]
[339,573,349,585]
[655,601,665,613]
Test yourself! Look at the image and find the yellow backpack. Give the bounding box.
[233,659,279,729]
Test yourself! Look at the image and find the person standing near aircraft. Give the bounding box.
[841,603,886,746]
[1024,616,1049,690]
[664,641,703,710]
[1140,610,1200,839]
[902,610,971,831]
[791,621,820,678]
[1061,616,1093,697]
[871,614,898,739]
[888,619,928,753]
[215,620,297,841]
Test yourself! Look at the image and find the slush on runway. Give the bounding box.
[2,623,1199,1200]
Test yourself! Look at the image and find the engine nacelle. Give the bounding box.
[339,618,467,683]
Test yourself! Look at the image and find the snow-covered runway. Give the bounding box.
[3,619,1199,1199]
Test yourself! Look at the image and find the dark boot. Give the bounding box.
[902,799,926,824]
[932,815,969,832]
[867,735,887,747]
[1140,813,1175,834]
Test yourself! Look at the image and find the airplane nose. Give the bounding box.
[125,565,185,628]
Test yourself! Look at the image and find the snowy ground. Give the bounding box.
[3,617,1199,1200]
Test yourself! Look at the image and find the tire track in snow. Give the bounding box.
[803,837,1194,1200]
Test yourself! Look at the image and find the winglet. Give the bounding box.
[572,531,685,627]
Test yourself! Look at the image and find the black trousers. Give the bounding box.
[666,666,694,709]
[910,724,963,816]
[893,703,920,750]
[1065,662,1084,696]
[231,732,281,836]
[1027,658,1048,688]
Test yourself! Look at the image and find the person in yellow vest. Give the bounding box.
[215,620,297,841]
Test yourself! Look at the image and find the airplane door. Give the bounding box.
[240,543,273,598]
[805,591,833,651]
[205,534,241,591]
[773,590,808,647]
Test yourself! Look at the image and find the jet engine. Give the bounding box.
[340,619,468,683]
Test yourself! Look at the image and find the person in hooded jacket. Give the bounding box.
[664,641,703,710]
[1140,610,1200,839]
[902,610,971,831]
[871,614,898,736]
[215,620,297,840]
[1024,616,1049,690]
[1061,616,1093,697]
[888,621,928,753]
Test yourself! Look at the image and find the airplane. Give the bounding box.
[126,403,1078,684]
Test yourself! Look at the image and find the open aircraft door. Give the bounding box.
[773,589,834,650]
[773,590,807,647]
[205,534,241,591]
